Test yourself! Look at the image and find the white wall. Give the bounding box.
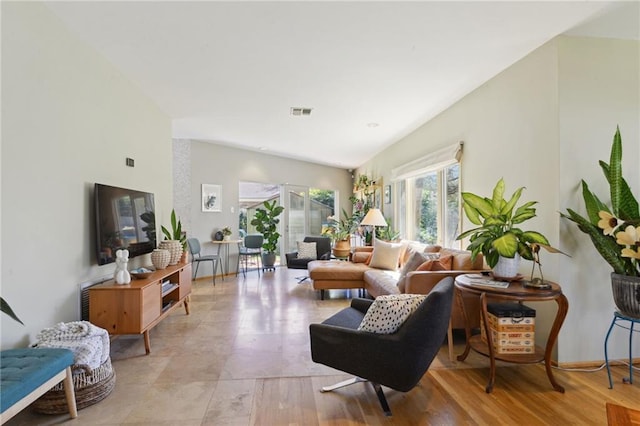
[557,36,640,363]
[180,141,353,277]
[1,3,172,348]
[358,36,640,363]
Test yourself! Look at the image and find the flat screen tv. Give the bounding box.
[94,183,156,265]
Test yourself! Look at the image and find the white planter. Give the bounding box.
[492,254,521,279]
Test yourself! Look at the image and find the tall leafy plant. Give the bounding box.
[562,127,640,277]
[251,200,285,253]
[1,297,23,325]
[456,178,552,268]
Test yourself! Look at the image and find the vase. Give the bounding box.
[333,239,351,258]
[223,235,230,241]
[159,240,182,265]
[151,249,170,270]
[492,254,521,280]
[611,273,640,319]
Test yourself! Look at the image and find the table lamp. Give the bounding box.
[360,208,388,242]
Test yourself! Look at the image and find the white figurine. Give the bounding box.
[114,249,131,284]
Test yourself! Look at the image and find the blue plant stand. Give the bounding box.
[604,310,640,388]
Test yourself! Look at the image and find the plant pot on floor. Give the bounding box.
[611,273,640,319]
[262,252,276,270]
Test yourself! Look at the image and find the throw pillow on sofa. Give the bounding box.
[396,250,431,292]
[368,238,403,271]
[357,294,427,334]
[297,241,317,259]
[416,254,453,271]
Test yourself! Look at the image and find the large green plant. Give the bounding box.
[322,208,357,242]
[456,178,552,268]
[250,200,285,253]
[161,209,186,250]
[561,127,640,277]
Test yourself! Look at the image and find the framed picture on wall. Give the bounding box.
[202,184,222,212]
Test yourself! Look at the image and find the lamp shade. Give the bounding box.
[360,208,387,227]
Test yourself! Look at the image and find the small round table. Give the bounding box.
[604,311,639,388]
[455,274,569,393]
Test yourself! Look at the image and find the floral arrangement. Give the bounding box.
[222,226,232,236]
[562,127,640,277]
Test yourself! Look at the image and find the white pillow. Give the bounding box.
[358,294,427,334]
[368,238,403,270]
[297,241,317,259]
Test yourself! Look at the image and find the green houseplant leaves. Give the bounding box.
[457,178,552,268]
[250,200,285,253]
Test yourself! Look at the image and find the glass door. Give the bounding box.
[283,185,308,255]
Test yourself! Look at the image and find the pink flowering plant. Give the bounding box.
[562,127,640,277]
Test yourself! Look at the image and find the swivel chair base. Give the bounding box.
[320,377,392,417]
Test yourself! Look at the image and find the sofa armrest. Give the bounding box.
[353,246,374,254]
[285,252,298,263]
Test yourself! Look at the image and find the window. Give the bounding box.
[392,142,462,249]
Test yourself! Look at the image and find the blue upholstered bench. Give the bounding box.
[1,348,77,423]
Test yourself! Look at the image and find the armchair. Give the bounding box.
[285,236,332,269]
[309,277,454,416]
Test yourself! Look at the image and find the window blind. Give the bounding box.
[391,141,463,181]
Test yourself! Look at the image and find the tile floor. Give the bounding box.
[6,267,397,425]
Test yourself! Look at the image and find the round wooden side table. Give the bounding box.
[455,273,569,393]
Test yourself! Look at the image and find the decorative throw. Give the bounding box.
[35,321,110,372]
[368,238,403,270]
[358,294,427,334]
[297,241,317,259]
[416,254,453,271]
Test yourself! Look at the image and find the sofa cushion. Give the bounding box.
[308,261,369,281]
[352,252,370,263]
[396,250,430,292]
[416,254,453,272]
[364,269,401,297]
[357,294,427,334]
[297,241,317,259]
[369,239,403,271]
[440,248,483,270]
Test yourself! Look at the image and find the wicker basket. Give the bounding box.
[33,357,116,414]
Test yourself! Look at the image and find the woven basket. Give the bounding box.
[611,273,640,319]
[33,357,116,414]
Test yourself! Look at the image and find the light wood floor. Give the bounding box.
[7,267,640,425]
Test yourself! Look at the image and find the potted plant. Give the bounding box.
[456,178,554,279]
[250,200,285,269]
[562,126,640,318]
[322,209,357,257]
[161,209,187,265]
[1,297,23,325]
[222,226,232,241]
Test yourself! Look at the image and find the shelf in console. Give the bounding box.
[161,282,179,297]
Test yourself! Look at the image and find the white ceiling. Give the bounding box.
[44,1,639,169]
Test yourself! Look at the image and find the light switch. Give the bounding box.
[230,206,235,213]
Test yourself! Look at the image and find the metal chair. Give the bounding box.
[236,234,263,277]
[186,238,221,285]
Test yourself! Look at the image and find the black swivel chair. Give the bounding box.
[236,234,263,277]
[186,238,222,285]
[285,236,332,269]
[309,277,454,416]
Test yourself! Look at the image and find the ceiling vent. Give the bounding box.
[290,107,312,117]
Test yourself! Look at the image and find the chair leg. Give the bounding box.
[212,260,216,286]
[371,382,392,417]
[320,376,367,392]
[193,261,200,280]
[320,377,392,417]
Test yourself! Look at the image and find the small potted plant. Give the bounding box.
[322,209,356,257]
[250,200,285,269]
[222,226,232,241]
[161,209,187,265]
[456,178,554,279]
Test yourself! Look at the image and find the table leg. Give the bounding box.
[544,293,569,393]
[605,315,618,389]
[456,287,473,362]
[143,330,151,354]
[480,293,497,393]
[215,244,225,281]
[629,320,635,384]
